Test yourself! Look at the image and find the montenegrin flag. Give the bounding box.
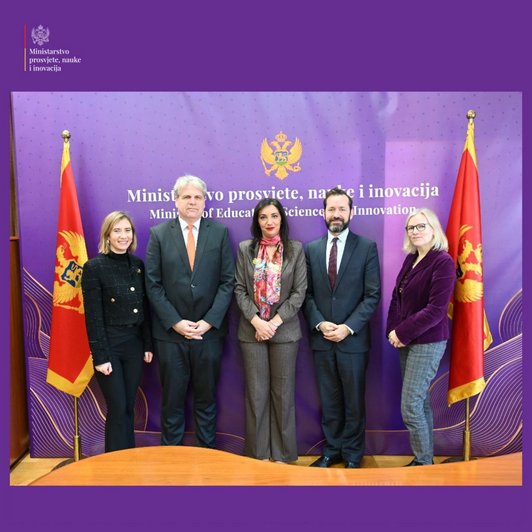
[446,115,493,406]
[47,134,94,397]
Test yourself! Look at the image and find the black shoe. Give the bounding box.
[404,459,434,466]
[310,455,343,467]
[345,461,360,468]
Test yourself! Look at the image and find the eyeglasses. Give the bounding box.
[405,223,429,233]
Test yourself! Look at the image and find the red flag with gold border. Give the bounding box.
[47,136,94,396]
[446,116,493,406]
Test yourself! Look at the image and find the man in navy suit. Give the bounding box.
[304,187,381,468]
[145,175,234,448]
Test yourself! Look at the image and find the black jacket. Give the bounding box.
[81,251,153,365]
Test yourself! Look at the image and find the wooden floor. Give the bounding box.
[11,447,522,486]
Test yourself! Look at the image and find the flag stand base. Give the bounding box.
[52,457,80,470]
[442,418,476,463]
[52,429,83,470]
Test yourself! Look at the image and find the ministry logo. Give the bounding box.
[260,131,303,180]
[31,25,50,46]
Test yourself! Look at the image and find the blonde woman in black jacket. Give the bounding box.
[82,211,153,452]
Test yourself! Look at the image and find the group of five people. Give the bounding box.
[81,175,456,468]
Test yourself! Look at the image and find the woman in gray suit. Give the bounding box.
[235,198,307,463]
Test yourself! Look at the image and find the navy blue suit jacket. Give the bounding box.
[145,217,235,343]
[304,230,381,353]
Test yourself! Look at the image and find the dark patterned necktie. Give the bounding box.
[328,237,338,289]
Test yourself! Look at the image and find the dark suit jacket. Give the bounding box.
[386,249,455,345]
[145,217,235,343]
[234,239,307,344]
[81,252,153,365]
[304,231,381,353]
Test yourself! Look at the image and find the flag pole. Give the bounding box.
[53,392,84,468]
[73,395,81,461]
[463,397,471,461]
[63,129,83,463]
[444,110,480,464]
[460,110,475,463]
[51,130,85,470]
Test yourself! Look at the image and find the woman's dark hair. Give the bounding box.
[250,198,291,256]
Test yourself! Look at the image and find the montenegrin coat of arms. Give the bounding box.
[53,230,87,313]
[454,224,484,303]
[31,25,50,46]
[260,131,302,180]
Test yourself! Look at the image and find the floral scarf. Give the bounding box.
[253,235,283,320]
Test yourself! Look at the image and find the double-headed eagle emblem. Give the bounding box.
[31,25,50,46]
[53,231,87,313]
[260,131,302,180]
[454,224,484,303]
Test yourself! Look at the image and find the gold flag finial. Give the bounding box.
[61,130,71,143]
[466,110,476,124]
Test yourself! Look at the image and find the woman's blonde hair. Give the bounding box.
[98,211,137,254]
[402,207,448,254]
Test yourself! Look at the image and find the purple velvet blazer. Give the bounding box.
[386,249,455,346]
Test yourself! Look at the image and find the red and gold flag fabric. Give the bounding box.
[446,117,493,406]
[47,136,93,396]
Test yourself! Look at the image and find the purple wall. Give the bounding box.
[13,91,522,457]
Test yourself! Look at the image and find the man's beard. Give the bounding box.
[326,218,349,234]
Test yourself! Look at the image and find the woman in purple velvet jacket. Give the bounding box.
[386,208,455,466]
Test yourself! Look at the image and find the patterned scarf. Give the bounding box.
[253,235,283,320]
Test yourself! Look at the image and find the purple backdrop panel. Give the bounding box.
[13,91,521,457]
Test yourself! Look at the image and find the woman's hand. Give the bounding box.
[144,351,153,363]
[95,362,113,375]
[388,330,406,349]
[251,315,277,341]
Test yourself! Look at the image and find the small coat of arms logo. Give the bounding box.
[260,131,302,180]
[454,224,484,303]
[53,230,87,313]
[31,25,50,46]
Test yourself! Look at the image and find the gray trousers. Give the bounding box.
[399,340,447,464]
[240,341,299,462]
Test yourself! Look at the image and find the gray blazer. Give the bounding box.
[145,217,235,343]
[304,231,381,353]
[235,239,307,344]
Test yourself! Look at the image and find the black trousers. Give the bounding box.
[313,348,368,464]
[157,338,223,448]
[95,332,144,453]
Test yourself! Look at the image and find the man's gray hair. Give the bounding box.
[173,175,207,199]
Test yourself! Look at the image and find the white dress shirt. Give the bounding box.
[319,228,353,335]
[179,217,200,248]
[326,227,349,273]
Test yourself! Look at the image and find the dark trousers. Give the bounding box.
[313,348,368,464]
[95,334,144,453]
[157,338,223,448]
